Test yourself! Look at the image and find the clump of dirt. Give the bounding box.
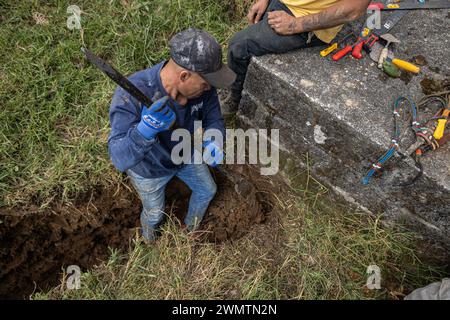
[412,55,427,67]
[0,165,282,299]
[420,77,450,95]
[203,165,278,242]
[163,165,279,242]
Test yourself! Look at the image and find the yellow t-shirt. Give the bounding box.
[281,0,343,43]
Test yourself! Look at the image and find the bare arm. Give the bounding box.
[298,0,371,32]
[268,0,371,35]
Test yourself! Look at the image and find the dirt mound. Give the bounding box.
[0,165,281,299]
[167,165,278,242]
[0,185,141,299]
[203,165,277,242]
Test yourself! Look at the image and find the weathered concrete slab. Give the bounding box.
[238,9,450,248]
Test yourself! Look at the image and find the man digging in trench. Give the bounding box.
[224,0,372,114]
[108,28,236,242]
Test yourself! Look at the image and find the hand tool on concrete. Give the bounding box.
[320,33,355,57]
[332,9,408,61]
[383,60,402,77]
[369,0,450,10]
[434,100,450,140]
[355,7,410,59]
[369,41,421,73]
[335,1,449,62]
[377,34,400,68]
[332,38,363,61]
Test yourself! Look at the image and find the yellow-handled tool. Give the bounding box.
[321,43,338,57]
[320,33,354,57]
[370,42,421,74]
[390,58,421,74]
[434,102,450,140]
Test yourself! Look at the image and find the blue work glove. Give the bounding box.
[203,140,223,167]
[136,96,176,140]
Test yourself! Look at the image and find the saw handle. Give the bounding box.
[363,34,379,53]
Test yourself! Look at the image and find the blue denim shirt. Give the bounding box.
[108,61,225,178]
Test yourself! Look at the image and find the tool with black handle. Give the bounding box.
[81,47,181,171]
[82,47,180,130]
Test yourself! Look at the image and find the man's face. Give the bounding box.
[178,70,211,100]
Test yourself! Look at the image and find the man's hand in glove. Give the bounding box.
[136,96,176,140]
[203,140,224,167]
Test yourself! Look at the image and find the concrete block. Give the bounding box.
[238,9,450,248]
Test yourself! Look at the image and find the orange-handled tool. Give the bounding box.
[321,33,355,57]
[332,45,353,61]
[352,38,367,59]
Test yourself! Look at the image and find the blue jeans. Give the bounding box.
[126,164,217,241]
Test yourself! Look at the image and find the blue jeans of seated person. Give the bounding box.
[126,164,217,241]
[227,0,325,100]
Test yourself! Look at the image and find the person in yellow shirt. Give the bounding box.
[224,0,371,114]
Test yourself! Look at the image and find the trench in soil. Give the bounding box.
[0,165,281,299]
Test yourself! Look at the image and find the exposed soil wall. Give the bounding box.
[0,165,279,299]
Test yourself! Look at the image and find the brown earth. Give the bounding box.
[0,165,281,299]
[420,77,450,95]
[168,165,280,242]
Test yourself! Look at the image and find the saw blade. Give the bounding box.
[376,9,409,35]
[361,6,409,39]
[379,0,450,10]
[81,47,154,109]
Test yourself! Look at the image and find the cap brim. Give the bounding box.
[201,64,236,89]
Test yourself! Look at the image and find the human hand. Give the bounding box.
[267,10,300,35]
[247,0,269,24]
[136,96,176,140]
[202,140,223,167]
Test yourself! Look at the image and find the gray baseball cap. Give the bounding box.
[169,28,236,88]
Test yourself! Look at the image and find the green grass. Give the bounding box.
[2,0,445,300]
[33,183,443,300]
[0,0,248,207]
